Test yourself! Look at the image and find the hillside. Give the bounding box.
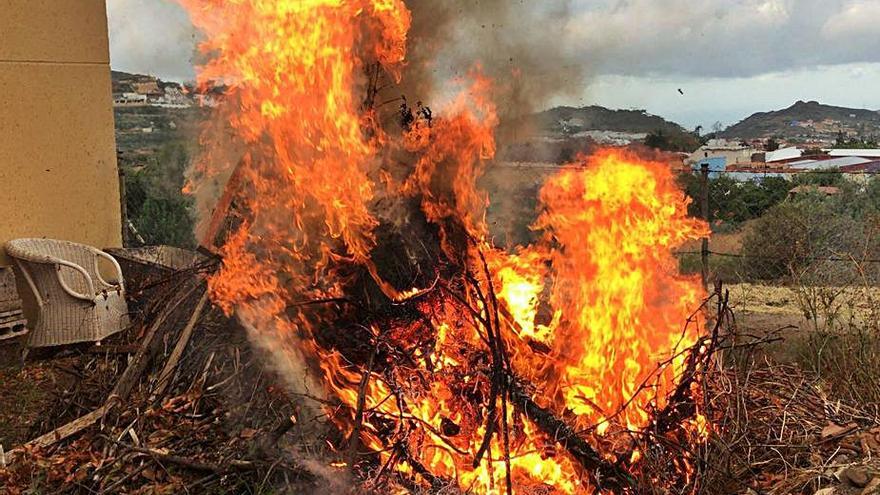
[534,105,686,137]
[722,100,880,140]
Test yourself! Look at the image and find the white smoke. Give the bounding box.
[107,0,197,81]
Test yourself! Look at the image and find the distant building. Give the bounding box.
[765,146,803,164]
[194,93,219,108]
[154,84,191,108]
[788,156,871,171]
[839,160,880,174]
[572,130,647,146]
[132,80,163,99]
[688,138,757,167]
[827,149,880,159]
[113,92,148,107]
[692,156,727,179]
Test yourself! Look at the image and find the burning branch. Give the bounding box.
[168,2,717,493]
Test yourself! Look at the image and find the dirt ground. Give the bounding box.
[0,343,77,448]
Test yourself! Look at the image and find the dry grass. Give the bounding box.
[726,283,880,328]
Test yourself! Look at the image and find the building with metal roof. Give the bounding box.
[765,147,803,163]
[827,149,880,159]
[789,156,872,170]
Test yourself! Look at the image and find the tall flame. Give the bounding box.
[503,151,708,430]
[178,1,709,493]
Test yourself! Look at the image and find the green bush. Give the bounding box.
[122,141,196,248]
[132,196,196,248]
[792,168,844,188]
[676,173,790,227]
[741,194,867,282]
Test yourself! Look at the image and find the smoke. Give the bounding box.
[107,0,197,81]
[182,0,586,389]
[399,1,587,136]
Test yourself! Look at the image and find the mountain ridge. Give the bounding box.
[721,100,880,140]
[534,105,686,136]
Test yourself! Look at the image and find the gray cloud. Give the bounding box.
[105,0,880,126]
[107,0,880,82]
[567,0,880,78]
[822,1,880,41]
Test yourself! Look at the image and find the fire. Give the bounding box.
[178,1,710,493]
[535,151,708,431]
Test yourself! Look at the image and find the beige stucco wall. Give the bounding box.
[0,0,122,265]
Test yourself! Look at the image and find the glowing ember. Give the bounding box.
[178,1,710,493]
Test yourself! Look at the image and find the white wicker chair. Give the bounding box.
[5,238,130,347]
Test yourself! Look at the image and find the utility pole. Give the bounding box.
[700,162,710,290]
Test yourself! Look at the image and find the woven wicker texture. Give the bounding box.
[5,238,130,347]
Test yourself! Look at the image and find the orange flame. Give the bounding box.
[178,1,709,493]
[534,150,708,431]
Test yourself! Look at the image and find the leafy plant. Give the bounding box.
[122,141,196,248]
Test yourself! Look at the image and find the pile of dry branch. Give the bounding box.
[701,351,880,495]
[0,263,721,494]
[1,261,319,494]
[3,251,879,495]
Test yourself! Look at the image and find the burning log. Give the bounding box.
[162,2,718,492]
[507,378,636,493]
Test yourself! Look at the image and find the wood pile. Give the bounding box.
[0,258,318,493]
[0,266,27,342]
[2,250,879,494]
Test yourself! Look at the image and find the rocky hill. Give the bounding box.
[534,105,686,137]
[722,100,880,140]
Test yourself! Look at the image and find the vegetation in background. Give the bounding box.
[792,168,844,187]
[122,142,196,248]
[741,196,862,281]
[644,128,702,153]
[676,169,879,286]
[741,178,880,282]
[835,131,879,149]
[677,173,790,227]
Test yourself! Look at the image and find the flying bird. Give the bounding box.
[678,88,684,95]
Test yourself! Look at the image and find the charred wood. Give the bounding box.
[508,378,636,493]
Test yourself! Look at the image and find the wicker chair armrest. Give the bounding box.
[55,260,97,302]
[93,251,125,292]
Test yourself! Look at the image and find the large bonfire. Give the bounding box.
[178,0,710,493]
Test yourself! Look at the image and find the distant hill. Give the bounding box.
[534,105,687,136]
[722,100,880,140]
[111,70,139,82]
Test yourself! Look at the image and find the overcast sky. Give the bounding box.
[107,0,880,129]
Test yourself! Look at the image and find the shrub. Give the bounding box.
[741,195,863,282]
[122,141,196,248]
[132,196,196,248]
[676,173,791,227]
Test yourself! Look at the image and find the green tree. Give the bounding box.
[677,173,791,226]
[866,176,880,214]
[645,129,701,152]
[122,141,196,248]
[133,196,196,248]
[793,169,844,187]
[644,130,669,150]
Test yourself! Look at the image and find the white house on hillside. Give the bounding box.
[688,138,757,166]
